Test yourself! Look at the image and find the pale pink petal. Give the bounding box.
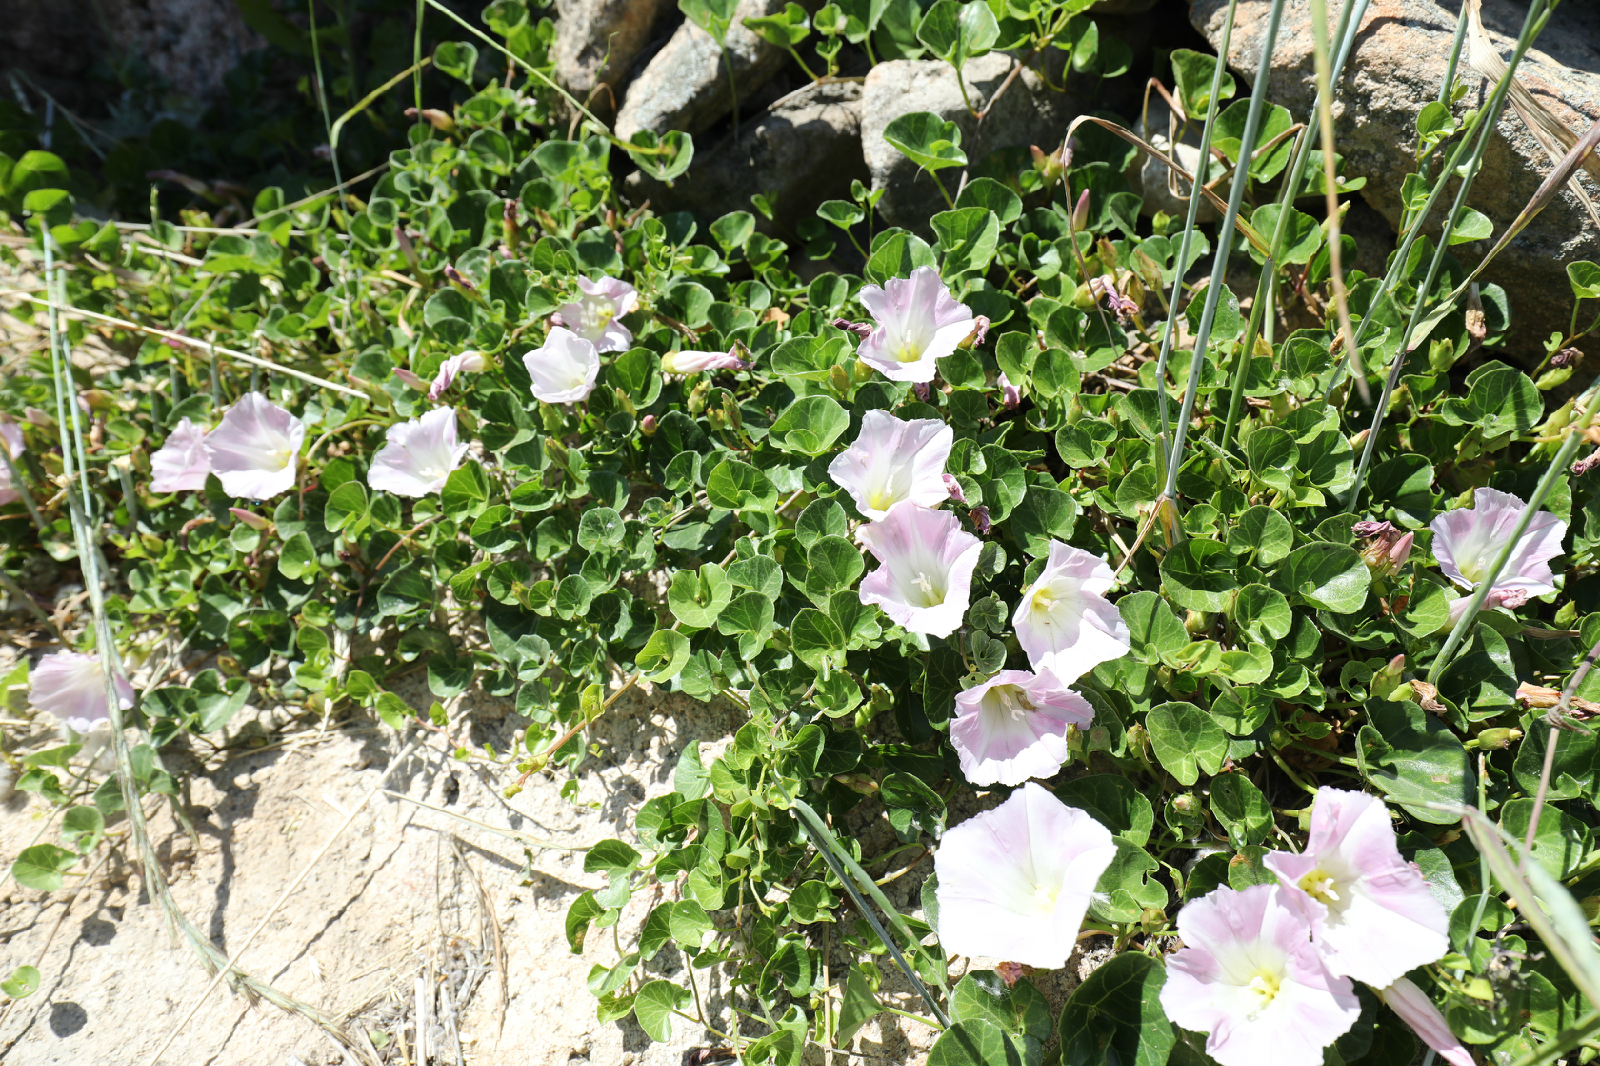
[555,276,637,353]
[1012,540,1130,681]
[1377,978,1475,1066]
[828,410,954,521]
[150,417,212,492]
[367,408,468,498]
[934,783,1116,968]
[1264,788,1449,987]
[857,266,974,383]
[661,350,749,374]
[29,651,135,734]
[1430,487,1566,602]
[950,668,1092,786]
[524,327,600,404]
[428,351,488,400]
[203,392,305,500]
[0,421,24,459]
[857,504,980,638]
[1161,885,1361,1066]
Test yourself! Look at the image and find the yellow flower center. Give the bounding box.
[869,488,894,511]
[1032,588,1057,613]
[1245,969,1281,1018]
[1299,868,1342,906]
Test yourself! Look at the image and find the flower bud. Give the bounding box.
[229,507,271,531]
[1070,189,1091,234]
[997,373,1021,409]
[943,474,968,505]
[639,414,657,436]
[1471,727,1522,750]
[829,364,852,394]
[392,367,428,392]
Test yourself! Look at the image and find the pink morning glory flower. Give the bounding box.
[933,782,1116,969]
[429,351,488,400]
[857,504,981,638]
[950,668,1093,786]
[1160,884,1362,1066]
[1375,977,1474,1066]
[29,651,136,735]
[1264,787,1450,988]
[857,266,975,383]
[551,276,637,353]
[1012,540,1130,681]
[524,327,601,404]
[1430,487,1566,617]
[998,373,1021,408]
[0,419,27,505]
[827,410,954,521]
[203,392,306,500]
[367,408,469,499]
[149,417,212,493]
[660,349,750,374]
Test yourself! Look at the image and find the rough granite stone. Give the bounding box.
[614,0,799,140]
[552,0,670,119]
[1190,0,1600,359]
[861,54,1085,231]
[625,80,868,231]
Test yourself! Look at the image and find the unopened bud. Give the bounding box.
[640,414,657,436]
[829,364,852,394]
[998,372,1021,409]
[1473,727,1522,750]
[1070,188,1091,234]
[443,264,476,291]
[392,367,428,391]
[229,508,271,531]
[404,107,456,132]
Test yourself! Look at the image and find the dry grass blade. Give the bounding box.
[1467,0,1600,229]
[1063,115,1272,257]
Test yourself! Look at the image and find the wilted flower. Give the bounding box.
[524,327,601,404]
[204,392,306,500]
[858,504,981,638]
[1159,884,1361,1066]
[149,417,211,493]
[828,410,954,521]
[965,315,991,348]
[0,419,27,505]
[551,276,637,353]
[1375,978,1474,1066]
[661,349,750,374]
[950,668,1093,786]
[368,408,469,498]
[998,373,1022,409]
[1430,488,1566,619]
[933,782,1116,969]
[971,505,992,535]
[429,351,488,400]
[943,474,968,506]
[1264,787,1449,987]
[1013,540,1130,681]
[29,650,136,735]
[1353,520,1414,577]
[857,266,975,383]
[1088,275,1138,320]
[831,317,873,340]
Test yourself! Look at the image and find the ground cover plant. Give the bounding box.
[2,0,1600,1062]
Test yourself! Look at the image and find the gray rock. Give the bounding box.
[861,54,1085,230]
[1190,0,1600,359]
[552,0,669,120]
[614,0,799,140]
[625,81,868,230]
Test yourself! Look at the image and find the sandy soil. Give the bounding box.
[0,662,1116,1066]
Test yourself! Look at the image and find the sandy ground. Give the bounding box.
[0,664,1117,1066]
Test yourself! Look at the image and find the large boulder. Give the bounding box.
[1190,0,1600,359]
[614,0,798,140]
[861,54,1084,231]
[625,81,868,231]
[552,0,670,120]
